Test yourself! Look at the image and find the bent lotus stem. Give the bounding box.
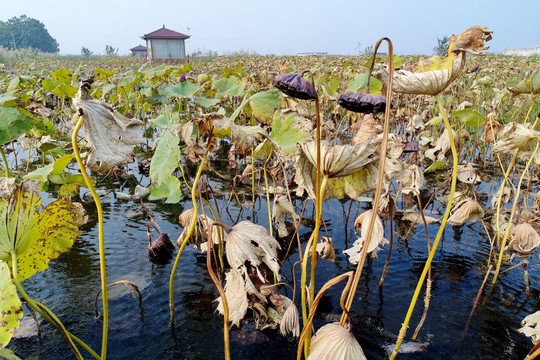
[340,36,394,327]
[389,93,459,359]
[169,138,212,325]
[10,251,86,360]
[72,114,109,359]
[207,222,231,360]
[491,140,540,285]
[297,271,354,360]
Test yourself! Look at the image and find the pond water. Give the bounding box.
[8,163,540,360]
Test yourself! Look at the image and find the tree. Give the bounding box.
[433,36,449,56]
[104,45,117,56]
[0,15,59,53]
[81,47,93,57]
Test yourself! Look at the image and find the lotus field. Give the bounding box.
[2,26,540,359]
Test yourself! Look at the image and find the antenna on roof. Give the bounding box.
[163,24,165,28]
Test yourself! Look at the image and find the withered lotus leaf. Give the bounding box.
[300,140,378,178]
[447,198,484,226]
[72,85,145,172]
[375,26,492,95]
[337,92,387,114]
[508,223,540,257]
[344,210,388,263]
[216,270,249,327]
[316,236,335,262]
[273,73,316,100]
[279,296,300,338]
[225,221,281,278]
[308,323,367,360]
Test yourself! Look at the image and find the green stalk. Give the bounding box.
[10,251,85,360]
[492,140,540,285]
[299,78,322,358]
[169,141,212,324]
[72,115,109,359]
[263,149,274,237]
[0,146,10,177]
[389,93,458,359]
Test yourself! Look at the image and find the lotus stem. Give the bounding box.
[263,149,274,236]
[10,251,86,360]
[207,223,230,360]
[492,140,540,286]
[94,280,142,318]
[494,151,518,247]
[0,146,9,177]
[299,174,329,358]
[461,265,493,339]
[340,37,394,328]
[389,93,459,358]
[72,115,109,359]
[170,139,212,324]
[297,271,354,360]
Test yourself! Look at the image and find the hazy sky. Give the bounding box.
[2,0,538,56]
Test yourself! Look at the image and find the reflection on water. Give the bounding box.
[9,182,538,359]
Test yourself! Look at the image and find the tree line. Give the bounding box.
[0,15,59,53]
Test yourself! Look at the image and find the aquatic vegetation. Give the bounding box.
[1,25,540,359]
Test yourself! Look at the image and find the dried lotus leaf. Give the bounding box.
[216,270,248,327]
[447,198,484,226]
[508,223,540,257]
[308,323,367,360]
[72,85,144,172]
[338,92,387,114]
[457,163,481,184]
[316,236,335,262]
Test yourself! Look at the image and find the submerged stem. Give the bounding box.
[264,149,274,236]
[72,115,109,359]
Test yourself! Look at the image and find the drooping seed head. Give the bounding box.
[273,73,316,100]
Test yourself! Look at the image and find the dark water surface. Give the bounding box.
[9,175,540,360]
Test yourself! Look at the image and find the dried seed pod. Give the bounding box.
[337,92,387,114]
[273,73,316,100]
[402,141,420,153]
[148,233,175,263]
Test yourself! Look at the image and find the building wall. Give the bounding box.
[503,47,540,56]
[147,39,185,60]
[132,50,147,58]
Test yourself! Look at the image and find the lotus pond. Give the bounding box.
[2,26,540,360]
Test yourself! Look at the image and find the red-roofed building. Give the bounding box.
[142,25,190,61]
[130,45,147,58]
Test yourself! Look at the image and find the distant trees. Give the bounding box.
[81,47,93,57]
[104,45,118,56]
[0,15,59,53]
[433,36,449,56]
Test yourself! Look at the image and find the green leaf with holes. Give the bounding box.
[0,260,23,350]
[16,198,83,282]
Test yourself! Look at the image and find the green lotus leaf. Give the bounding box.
[346,72,382,95]
[248,89,281,124]
[23,155,75,183]
[150,130,181,190]
[254,111,311,157]
[0,107,36,146]
[149,177,183,203]
[0,260,23,350]
[161,81,201,98]
[0,91,17,106]
[16,199,83,282]
[424,160,447,173]
[451,109,485,127]
[195,96,220,108]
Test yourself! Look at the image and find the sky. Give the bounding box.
[1,0,538,56]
